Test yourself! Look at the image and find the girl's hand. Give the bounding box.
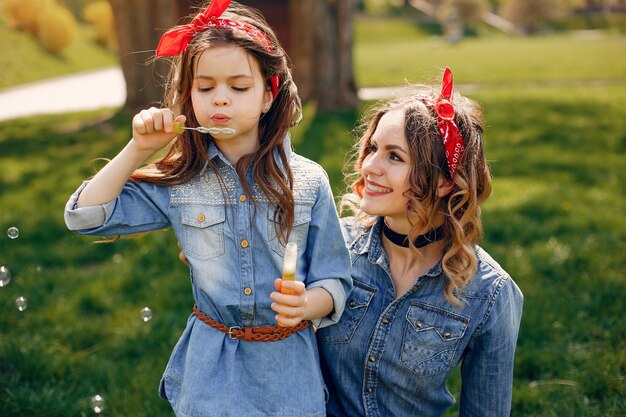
[131,107,186,154]
[270,279,308,327]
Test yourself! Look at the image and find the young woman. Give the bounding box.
[317,68,523,417]
[64,1,351,416]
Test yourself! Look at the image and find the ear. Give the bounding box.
[262,88,274,113]
[437,176,454,198]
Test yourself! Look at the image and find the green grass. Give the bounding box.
[0,11,118,89]
[1,15,625,417]
[354,17,626,87]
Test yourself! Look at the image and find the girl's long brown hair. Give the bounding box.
[131,2,302,243]
[342,86,492,305]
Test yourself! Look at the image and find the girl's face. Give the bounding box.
[360,108,413,230]
[191,45,273,161]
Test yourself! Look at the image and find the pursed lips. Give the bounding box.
[211,114,230,123]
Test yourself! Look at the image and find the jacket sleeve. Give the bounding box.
[459,276,524,417]
[64,180,172,236]
[304,173,353,329]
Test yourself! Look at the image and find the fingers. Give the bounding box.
[178,249,189,267]
[270,281,307,327]
[133,107,175,135]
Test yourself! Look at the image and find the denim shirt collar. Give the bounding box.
[206,134,293,170]
[350,216,443,279]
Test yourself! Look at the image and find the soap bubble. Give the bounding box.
[90,394,106,414]
[141,307,153,322]
[7,227,19,239]
[0,266,10,287]
[15,296,27,311]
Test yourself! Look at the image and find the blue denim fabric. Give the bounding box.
[317,216,523,417]
[64,138,352,417]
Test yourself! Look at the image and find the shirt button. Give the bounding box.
[415,321,423,329]
[348,300,357,308]
[241,239,249,248]
[367,387,375,393]
[381,317,390,324]
[368,355,376,362]
[197,214,206,222]
[239,194,247,202]
[443,331,451,339]
[243,287,252,296]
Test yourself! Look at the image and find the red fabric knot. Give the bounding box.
[418,67,465,178]
[435,98,455,121]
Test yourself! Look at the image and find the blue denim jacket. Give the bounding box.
[64,138,352,417]
[317,216,523,417]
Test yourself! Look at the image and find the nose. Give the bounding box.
[212,86,230,107]
[362,150,382,177]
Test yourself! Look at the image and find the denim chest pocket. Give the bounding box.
[181,205,226,261]
[401,302,469,376]
[267,203,312,257]
[319,280,376,344]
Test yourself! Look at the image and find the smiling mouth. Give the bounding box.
[366,182,392,193]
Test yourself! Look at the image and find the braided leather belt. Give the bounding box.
[193,305,310,342]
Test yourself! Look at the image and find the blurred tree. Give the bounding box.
[108,0,357,114]
[109,0,190,114]
[290,0,358,110]
[437,0,489,41]
[501,0,566,33]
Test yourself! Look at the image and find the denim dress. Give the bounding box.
[317,217,523,417]
[64,139,352,417]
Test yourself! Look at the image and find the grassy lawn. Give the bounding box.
[1,13,625,417]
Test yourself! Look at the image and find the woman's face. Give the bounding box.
[190,44,272,160]
[360,108,413,228]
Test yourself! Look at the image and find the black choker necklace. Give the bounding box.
[382,221,445,248]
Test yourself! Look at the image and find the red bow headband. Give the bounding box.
[156,0,280,96]
[419,67,465,178]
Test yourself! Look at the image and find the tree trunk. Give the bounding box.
[109,0,191,114]
[290,0,358,111]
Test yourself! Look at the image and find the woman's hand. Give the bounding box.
[270,279,308,327]
[131,107,186,155]
[177,241,190,266]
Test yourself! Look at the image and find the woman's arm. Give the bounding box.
[459,277,524,417]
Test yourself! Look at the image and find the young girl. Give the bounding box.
[317,68,523,416]
[64,1,351,416]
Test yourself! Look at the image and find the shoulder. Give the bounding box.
[289,152,329,181]
[462,247,523,326]
[289,152,331,203]
[463,247,523,302]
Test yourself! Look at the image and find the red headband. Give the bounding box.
[156,0,280,96]
[419,67,465,178]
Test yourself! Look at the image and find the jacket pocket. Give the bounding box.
[267,203,312,257]
[318,280,376,344]
[181,205,226,261]
[400,301,469,376]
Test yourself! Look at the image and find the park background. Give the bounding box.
[0,0,624,415]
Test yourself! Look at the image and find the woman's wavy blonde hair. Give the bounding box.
[341,85,492,305]
[130,1,302,244]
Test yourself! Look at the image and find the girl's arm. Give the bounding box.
[459,277,524,417]
[76,108,184,207]
[270,280,333,327]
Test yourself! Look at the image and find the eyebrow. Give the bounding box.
[195,74,254,80]
[372,138,408,155]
